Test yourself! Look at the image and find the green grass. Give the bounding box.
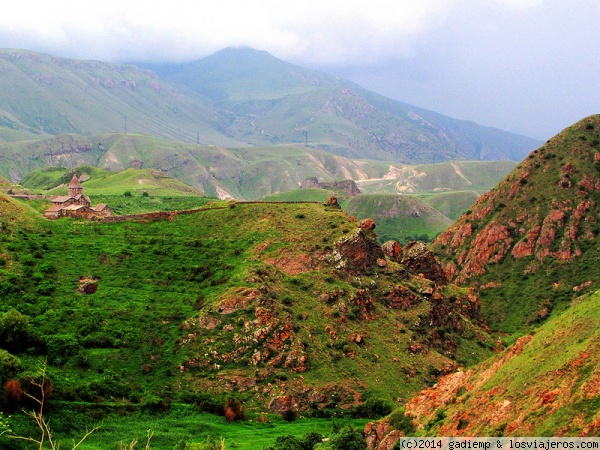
[433,115,600,335]
[341,194,452,244]
[415,289,600,436]
[5,403,369,449]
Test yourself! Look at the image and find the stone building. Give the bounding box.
[44,175,114,219]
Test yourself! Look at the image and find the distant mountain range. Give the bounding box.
[0,47,540,165]
[0,133,516,201]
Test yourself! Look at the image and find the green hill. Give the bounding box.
[261,187,336,202]
[432,115,600,334]
[1,132,517,202]
[341,194,453,244]
[0,199,494,447]
[22,166,203,197]
[0,47,540,166]
[0,49,241,145]
[418,191,481,222]
[152,47,540,163]
[405,288,600,436]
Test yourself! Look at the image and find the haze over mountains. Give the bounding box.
[0,47,540,165]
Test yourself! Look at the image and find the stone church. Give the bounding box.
[44,175,113,219]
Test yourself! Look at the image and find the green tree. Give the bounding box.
[0,349,21,382]
[0,309,30,353]
[329,426,365,450]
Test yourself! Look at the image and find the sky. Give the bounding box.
[0,0,598,140]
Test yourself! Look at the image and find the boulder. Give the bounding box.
[401,241,447,286]
[382,240,402,261]
[336,229,385,271]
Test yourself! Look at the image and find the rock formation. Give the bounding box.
[302,177,361,197]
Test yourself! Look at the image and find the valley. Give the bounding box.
[0,45,598,448]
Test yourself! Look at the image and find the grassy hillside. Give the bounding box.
[433,115,600,334]
[22,166,203,197]
[0,49,240,146]
[0,198,494,447]
[1,132,518,203]
[341,194,453,244]
[151,47,540,163]
[406,289,600,436]
[418,191,480,222]
[261,187,336,202]
[355,160,517,195]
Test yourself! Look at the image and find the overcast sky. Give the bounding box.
[1,0,598,140]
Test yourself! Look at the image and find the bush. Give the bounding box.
[351,397,393,419]
[388,407,416,435]
[180,392,225,415]
[266,432,324,450]
[0,351,21,383]
[223,397,244,422]
[45,334,80,365]
[281,408,297,422]
[4,379,23,408]
[140,394,171,413]
[123,191,132,197]
[266,435,305,450]
[329,426,365,450]
[0,309,30,353]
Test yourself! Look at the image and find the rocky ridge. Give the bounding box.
[431,115,600,331]
[173,210,492,412]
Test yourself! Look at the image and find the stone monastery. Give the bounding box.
[44,175,113,219]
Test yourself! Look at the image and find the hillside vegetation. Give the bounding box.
[152,47,539,162]
[433,115,600,334]
[0,196,495,447]
[406,289,600,436]
[0,49,238,146]
[0,133,517,202]
[21,166,203,197]
[341,194,453,244]
[0,48,539,165]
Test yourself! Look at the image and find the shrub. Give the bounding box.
[388,407,416,435]
[351,397,393,419]
[281,408,297,422]
[123,191,132,197]
[266,435,304,450]
[0,309,30,353]
[45,334,80,365]
[329,425,365,450]
[140,394,170,413]
[4,379,23,408]
[223,397,244,422]
[266,432,324,450]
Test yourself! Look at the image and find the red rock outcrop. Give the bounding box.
[335,228,385,271]
[401,241,447,286]
[381,240,402,261]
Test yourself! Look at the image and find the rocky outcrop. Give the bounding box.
[382,240,402,262]
[334,227,385,271]
[364,420,394,450]
[302,177,361,197]
[433,115,600,286]
[401,241,447,286]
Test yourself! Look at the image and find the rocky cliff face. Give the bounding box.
[432,115,600,330]
[435,116,600,282]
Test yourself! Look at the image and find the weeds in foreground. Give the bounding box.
[5,363,97,449]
